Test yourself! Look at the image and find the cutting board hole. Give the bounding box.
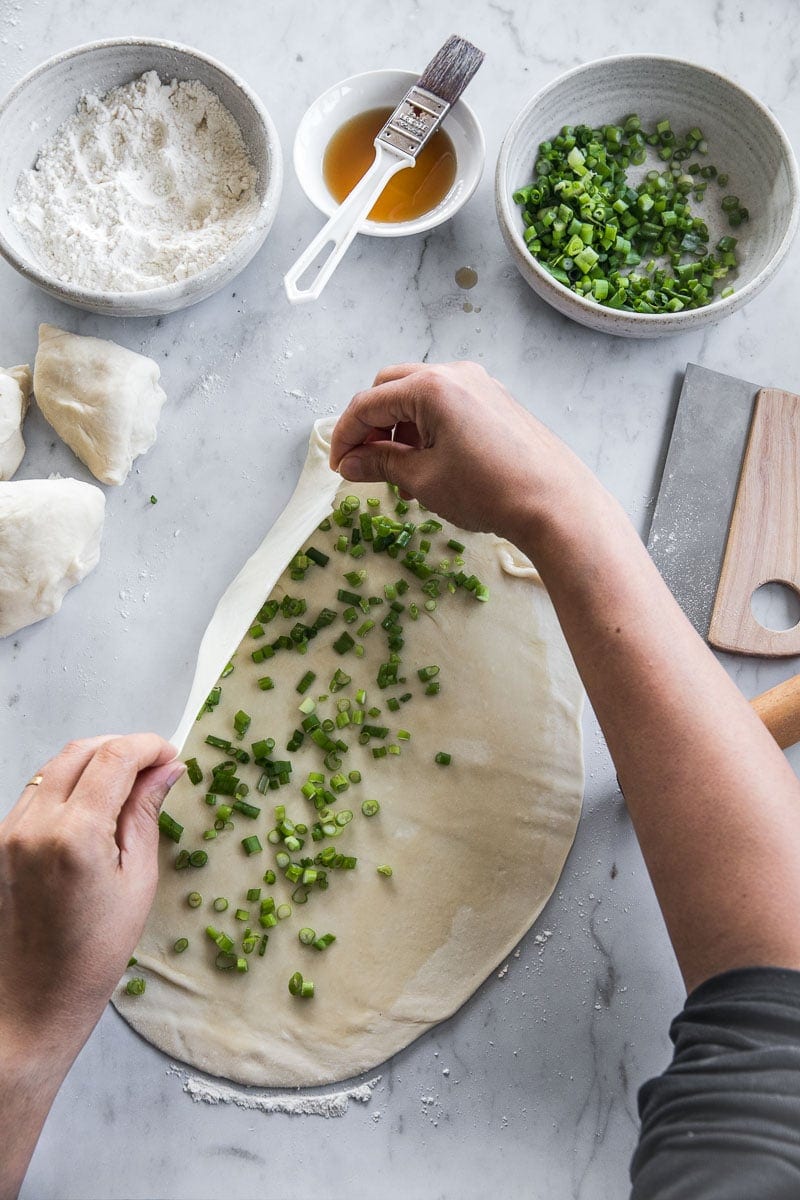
[750,582,800,631]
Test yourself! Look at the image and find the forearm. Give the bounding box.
[0,1043,69,1200]
[330,360,800,990]
[521,480,800,991]
[0,734,180,1200]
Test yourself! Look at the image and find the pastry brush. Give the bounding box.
[284,35,484,304]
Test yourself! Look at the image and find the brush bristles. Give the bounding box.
[418,35,485,105]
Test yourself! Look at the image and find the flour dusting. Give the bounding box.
[168,1065,381,1117]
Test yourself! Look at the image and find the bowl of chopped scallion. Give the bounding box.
[495,55,799,337]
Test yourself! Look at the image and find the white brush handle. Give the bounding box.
[284,142,414,304]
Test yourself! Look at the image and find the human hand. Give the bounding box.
[0,734,182,1075]
[330,361,596,545]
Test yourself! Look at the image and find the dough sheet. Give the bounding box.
[114,419,584,1086]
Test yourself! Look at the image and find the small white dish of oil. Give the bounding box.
[293,68,485,238]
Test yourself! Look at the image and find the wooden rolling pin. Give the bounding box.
[752,673,800,749]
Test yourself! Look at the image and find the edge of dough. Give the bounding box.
[170,419,340,748]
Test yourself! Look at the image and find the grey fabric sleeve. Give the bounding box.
[630,966,800,1200]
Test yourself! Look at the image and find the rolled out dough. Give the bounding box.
[114,419,584,1087]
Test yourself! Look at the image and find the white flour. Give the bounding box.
[11,70,260,291]
[167,1065,381,1117]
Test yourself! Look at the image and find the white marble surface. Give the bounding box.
[1,1,799,1197]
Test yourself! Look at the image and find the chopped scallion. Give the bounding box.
[297,670,316,694]
[158,811,184,843]
[185,758,203,785]
[233,710,251,738]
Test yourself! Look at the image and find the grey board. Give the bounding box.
[647,362,759,638]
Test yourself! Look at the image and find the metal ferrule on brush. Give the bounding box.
[377,87,450,158]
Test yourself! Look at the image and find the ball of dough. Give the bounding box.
[33,324,167,486]
[0,363,32,480]
[0,478,105,637]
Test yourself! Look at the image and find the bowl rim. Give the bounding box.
[495,52,800,326]
[293,66,486,238]
[0,36,284,306]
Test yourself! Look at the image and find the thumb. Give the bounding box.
[338,440,420,490]
[116,760,186,862]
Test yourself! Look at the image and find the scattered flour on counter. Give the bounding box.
[0,2,24,73]
[167,1065,381,1117]
[11,70,260,292]
[198,371,224,398]
[284,385,337,417]
[420,1093,444,1127]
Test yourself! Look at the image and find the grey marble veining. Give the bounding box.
[1,1,799,1197]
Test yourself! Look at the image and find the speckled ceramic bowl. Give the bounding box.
[496,55,800,337]
[0,39,283,317]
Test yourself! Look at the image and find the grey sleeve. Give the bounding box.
[630,966,800,1200]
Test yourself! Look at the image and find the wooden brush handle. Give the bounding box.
[752,674,800,749]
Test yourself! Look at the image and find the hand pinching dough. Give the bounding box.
[33,325,167,486]
[115,419,584,1088]
[0,478,105,637]
[0,364,32,480]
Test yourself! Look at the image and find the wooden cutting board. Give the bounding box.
[708,388,800,656]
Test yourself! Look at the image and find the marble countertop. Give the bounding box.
[2,1,799,1197]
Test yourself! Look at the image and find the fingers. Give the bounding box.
[395,420,422,449]
[331,366,436,469]
[13,735,119,818]
[68,734,178,821]
[371,362,426,386]
[116,760,186,862]
[338,438,424,492]
[331,386,415,471]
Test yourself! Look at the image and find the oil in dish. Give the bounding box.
[323,106,457,223]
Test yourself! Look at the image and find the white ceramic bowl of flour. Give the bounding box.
[0,39,283,317]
